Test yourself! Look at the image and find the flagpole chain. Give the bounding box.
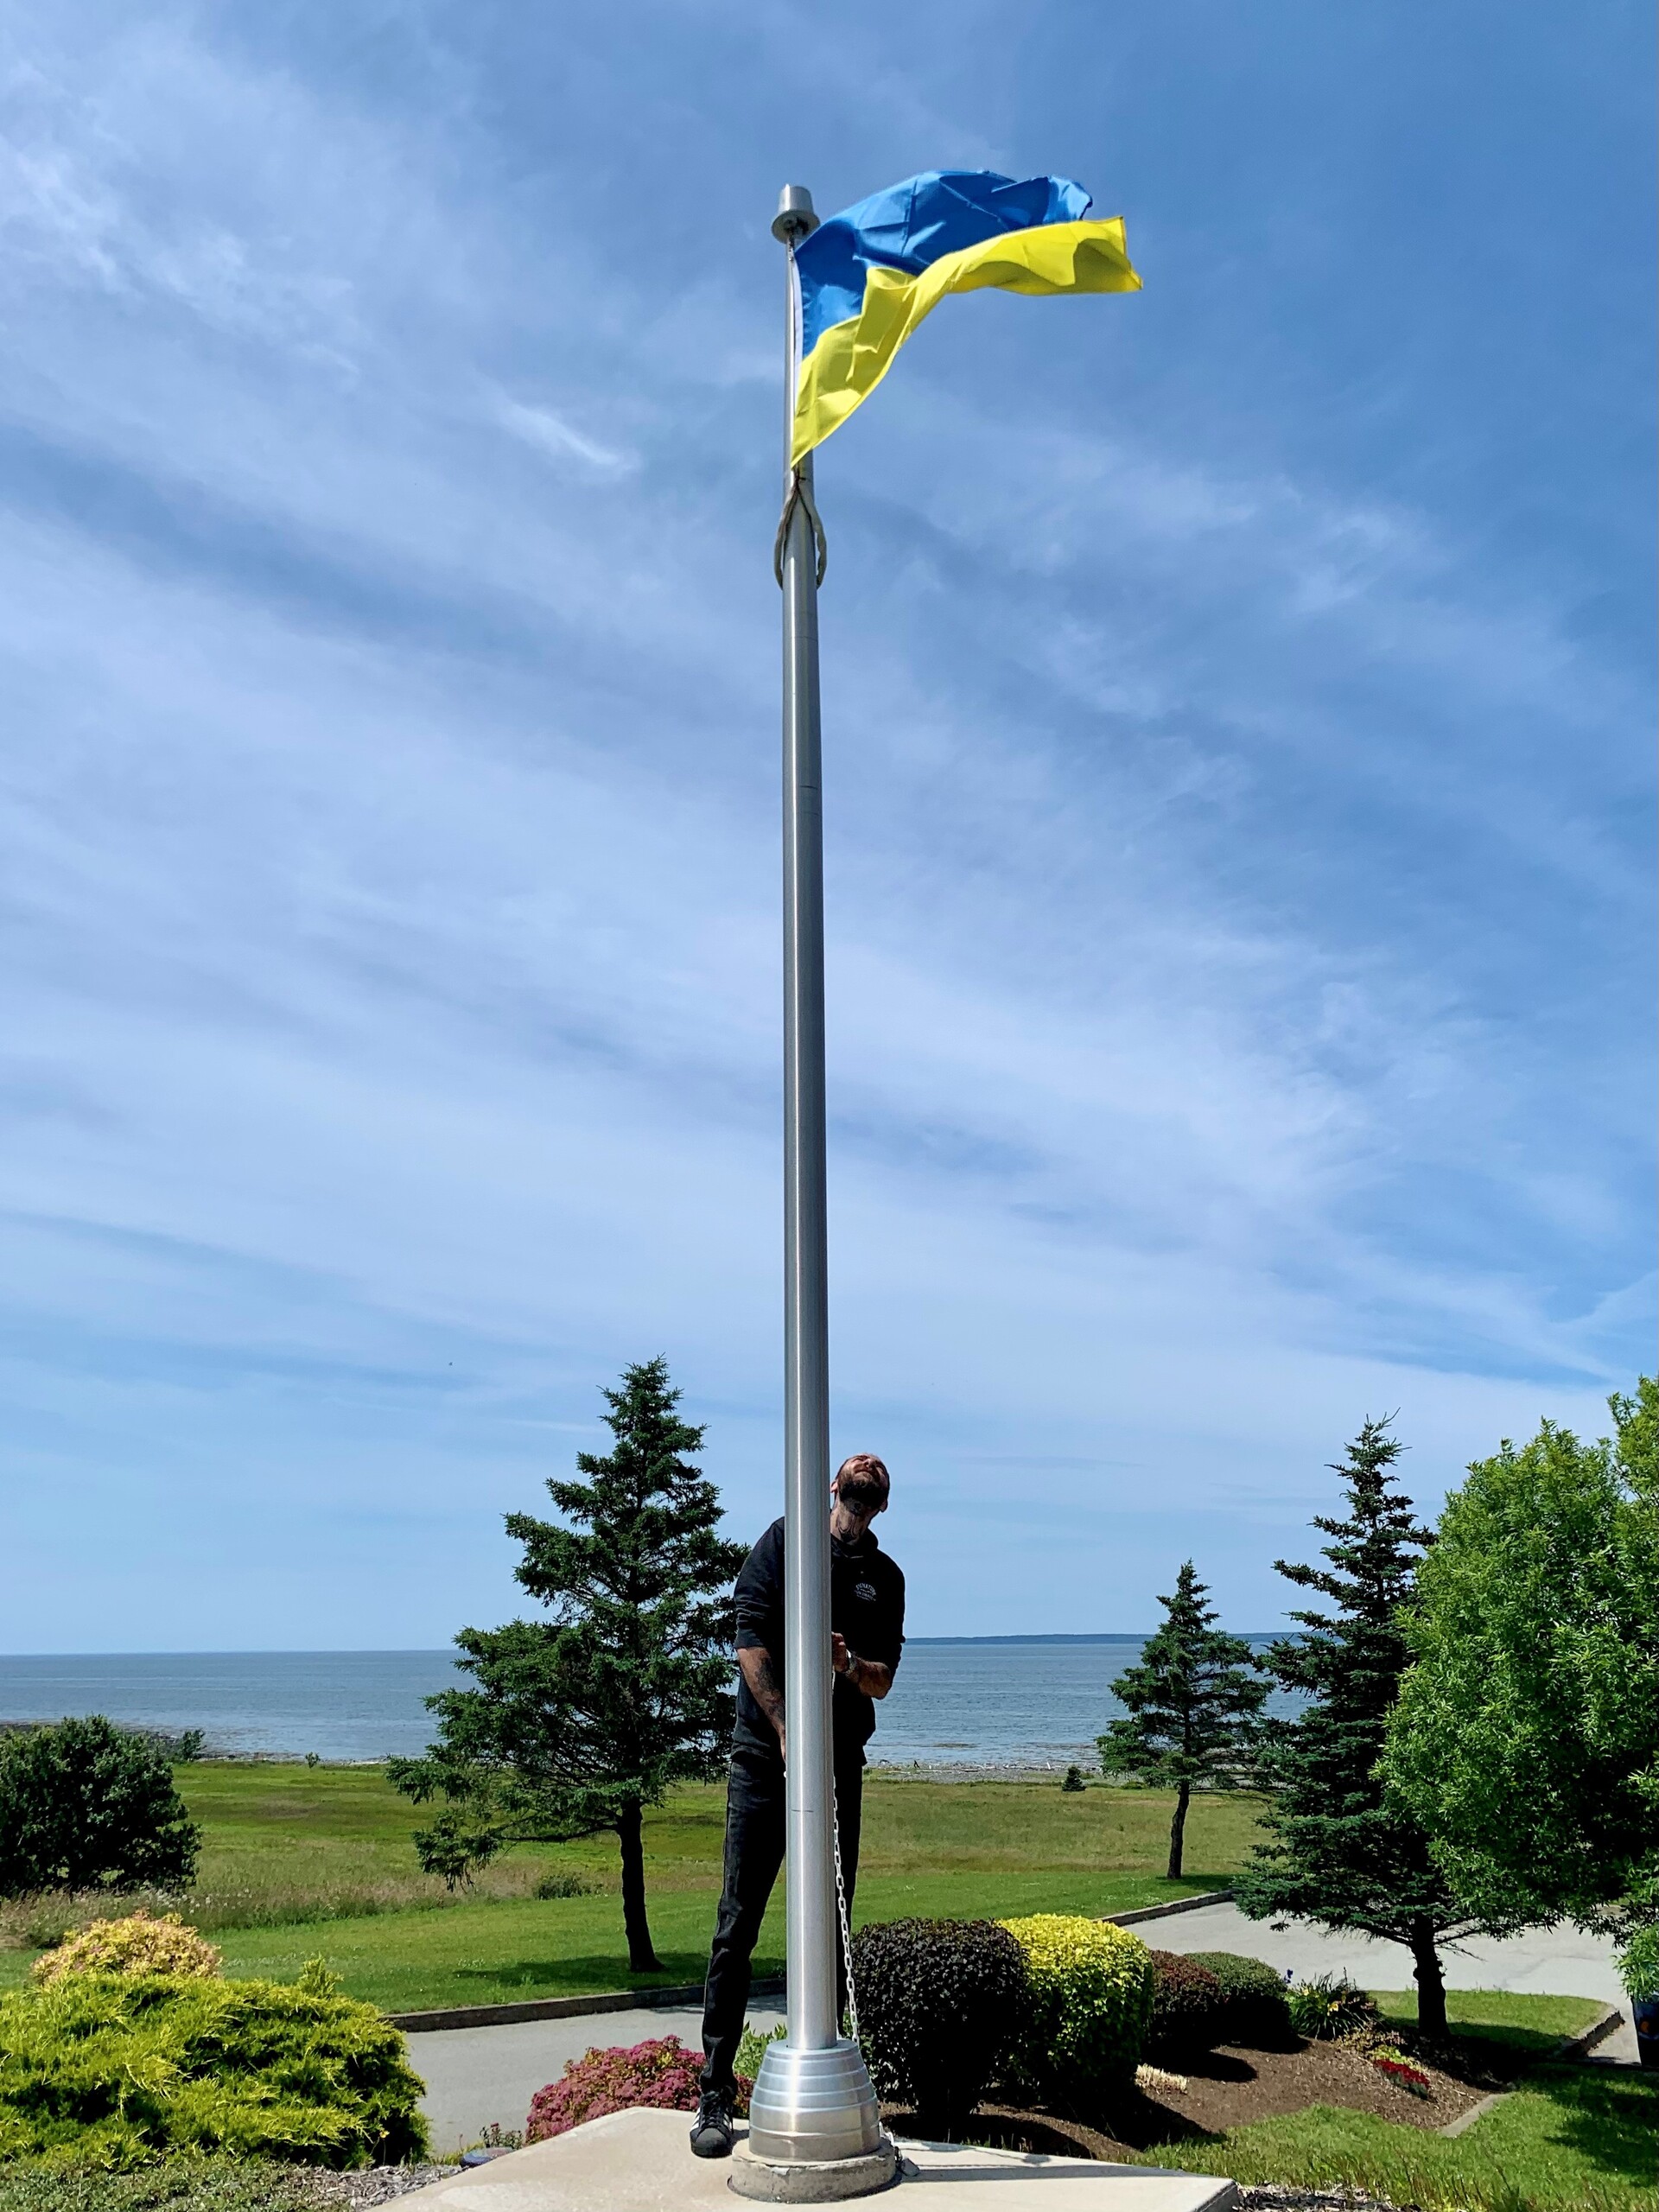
[831,1769,858,2048]
[773,466,828,589]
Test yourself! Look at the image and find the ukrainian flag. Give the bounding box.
[791,169,1140,464]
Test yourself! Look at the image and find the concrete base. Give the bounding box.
[393,2107,1237,2209]
[728,2133,899,2201]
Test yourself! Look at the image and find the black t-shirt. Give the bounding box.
[732,1516,906,1764]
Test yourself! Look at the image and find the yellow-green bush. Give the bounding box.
[998,1914,1154,2109]
[33,1910,222,1986]
[0,1962,427,2171]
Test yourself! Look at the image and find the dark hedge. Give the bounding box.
[1185,1951,1293,2044]
[1147,1949,1226,2054]
[851,1916,1028,2139]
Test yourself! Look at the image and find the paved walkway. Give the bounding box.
[1147,1900,1634,2062]
[407,1907,1631,2152]
[1148,1898,1621,2003]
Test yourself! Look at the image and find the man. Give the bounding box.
[690,1452,906,2158]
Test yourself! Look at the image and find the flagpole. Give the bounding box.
[734,183,893,2200]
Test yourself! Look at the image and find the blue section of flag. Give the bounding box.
[796,170,1095,357]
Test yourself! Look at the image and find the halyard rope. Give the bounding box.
[773,466,828,588]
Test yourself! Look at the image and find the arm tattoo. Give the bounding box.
[740,1647,787,1745]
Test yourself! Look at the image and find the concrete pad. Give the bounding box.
[394,2107,1236,2209]
[409,2004,785,2154]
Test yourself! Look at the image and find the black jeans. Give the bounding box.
[699,1745,865,2093]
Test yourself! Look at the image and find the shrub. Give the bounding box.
[0,1719,201,1898]
[851,1918,1028,2138]
[734,2019,786,2088]
[525,2037,715,2141]
[33,1911,221,1986]
[1185,1951,1293,2044]
[0,1965,427,2169]
[998,1914,1154,2112]
[1147,1949,1225,2056]
[1061,1767,1086,1792]
[1287,1972,1378,2041]
[0,2157,347,2209]
[1617,1925,1659,2000]
[531,1870,594,1900]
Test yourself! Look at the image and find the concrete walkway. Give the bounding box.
[1147,1901,1635,2062]
[406,1906,1633,2151]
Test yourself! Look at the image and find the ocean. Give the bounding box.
[0,1641,1296,1772]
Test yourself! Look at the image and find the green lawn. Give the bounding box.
[1142,1991,1654,2212]
[1145,2067,1658,2212]
[0,1764,1255,2011]
[1371,1985,1608,2063]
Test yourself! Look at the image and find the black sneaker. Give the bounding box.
[689,2088,737,2159]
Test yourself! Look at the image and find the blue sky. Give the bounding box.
[2,1,1651,1650]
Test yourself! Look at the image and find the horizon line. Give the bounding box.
[0,1631,1287,1658]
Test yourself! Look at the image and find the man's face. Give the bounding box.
[832,1471,887,1526]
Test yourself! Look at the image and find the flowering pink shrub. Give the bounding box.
[1370,2051,1432,2098]
[524,2036,753,2141]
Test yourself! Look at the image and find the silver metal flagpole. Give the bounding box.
[735,183,893,2198]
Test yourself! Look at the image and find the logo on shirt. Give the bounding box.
[854,1581,878,1604]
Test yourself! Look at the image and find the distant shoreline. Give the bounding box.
[1,1633,1279,1658]
[906,1632,1276,1645]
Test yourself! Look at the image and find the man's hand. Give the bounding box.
[830,1634,893,1700]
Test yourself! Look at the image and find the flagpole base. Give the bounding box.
[729,2136,899,2202]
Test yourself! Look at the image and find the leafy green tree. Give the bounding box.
[1098,1561,1267,1878]
[389,1358,747,1972]
[1234,1419,1520,2039]
[0,1716,201,1897]
[1382,1380,1659,1934]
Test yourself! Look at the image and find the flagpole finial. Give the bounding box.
[772,185,818,244]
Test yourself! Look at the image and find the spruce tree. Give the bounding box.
[1234,1417,1521,2038]
[389,1358,747,1973]
[1098,1560,1267,1878]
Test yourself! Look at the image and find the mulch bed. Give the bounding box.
[886,2029,1507,2164]
[1124,2037,1485,2139]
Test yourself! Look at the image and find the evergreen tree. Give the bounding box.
[389,1358,747,1972]
[1234,1418,1521,2039]
[1097,1561,1267,1878]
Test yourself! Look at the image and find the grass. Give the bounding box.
[0,1764,1258,2011]
[1141,1991,1652,2212]
[1144,2066,1658,2211]
[1371,1985,1609,2062]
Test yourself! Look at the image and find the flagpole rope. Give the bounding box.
[773,467,828,588]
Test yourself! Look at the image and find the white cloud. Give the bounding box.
[490,392,638,475]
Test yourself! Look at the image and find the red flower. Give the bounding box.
[1370,2053,1432,2098]
[525,2037,753,2142]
